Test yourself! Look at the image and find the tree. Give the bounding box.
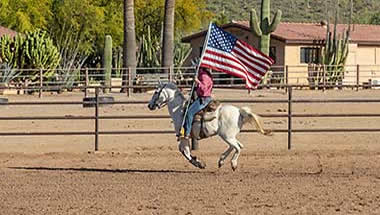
[369,10,380,24]
[0,0,52,32]
[173,0,212,34]
[0,0,211,71]
[121,0,137,93]
[49,0,106,56]
[162,0,175,72]
[135,0,212,39]
[212,10,229,26]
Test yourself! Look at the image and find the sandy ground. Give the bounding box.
[0,88,380,215]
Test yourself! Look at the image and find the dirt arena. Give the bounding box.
[0,88,380,215]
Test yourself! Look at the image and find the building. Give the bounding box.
[182,21,380,86]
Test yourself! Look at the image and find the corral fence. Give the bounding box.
[1,85,380,150]
[2,65,380,97]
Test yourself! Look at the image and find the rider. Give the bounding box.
[183,67,213,139]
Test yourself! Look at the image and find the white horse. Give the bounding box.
[147,83,272,171]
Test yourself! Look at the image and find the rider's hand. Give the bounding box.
[194,76,200,84]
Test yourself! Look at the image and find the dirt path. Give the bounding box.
[0,89,380,214]
[0,150,379,215]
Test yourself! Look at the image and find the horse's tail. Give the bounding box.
[239,107,272,136]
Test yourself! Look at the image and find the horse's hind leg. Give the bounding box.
[221,137,242,171]
[218,146,234,168]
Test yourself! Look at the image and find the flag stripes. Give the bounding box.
[200,24,274,89]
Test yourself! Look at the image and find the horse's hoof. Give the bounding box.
[231,162,238,171]
[195,160,206,169]
[190,158,206,169]
[199,162,206,169]
[218,160,224,168]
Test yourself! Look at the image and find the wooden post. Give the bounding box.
[110,68,113,93]
[128,67,132,97]
[285,65,289,93]
[95,87,99,151]
[169,67,173,82]
[323,65,326,92]
[39,69,43,98]
[287,86,292,150]
[85,68,89,97]
[356,64,360,91]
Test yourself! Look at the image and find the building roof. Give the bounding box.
[182,21,380,45]
[0,26,17,38]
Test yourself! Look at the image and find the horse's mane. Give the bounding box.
[164,82,178,90]
[162,82,185,99]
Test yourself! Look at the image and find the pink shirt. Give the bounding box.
[196,70,213,97]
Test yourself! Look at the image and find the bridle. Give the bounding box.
[152,84,168,109]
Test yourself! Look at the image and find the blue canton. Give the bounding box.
[207,24,237,52]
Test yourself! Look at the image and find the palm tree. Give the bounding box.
[121,0,137,93]
[161,0,175,73]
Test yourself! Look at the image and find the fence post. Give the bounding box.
[287,86,292,150]
[356,64,360,91]
[85,68,89,97]
[285,65,289,93]
[95,87,99,151]
[323,65,326,92]
[128,67,132,97]
[169,67,173,82]
[39,69,43,98]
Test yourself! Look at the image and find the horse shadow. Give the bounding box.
[8,166,202,174]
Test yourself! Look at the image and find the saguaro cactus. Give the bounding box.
[250,0,282,55]
[321,10,350,86]
[103,35,112,91]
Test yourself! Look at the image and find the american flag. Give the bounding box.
[200,23,274,89]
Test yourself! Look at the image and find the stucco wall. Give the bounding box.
[351,46,380,85]
[284,45,308,85]
[183,27,380,87]
[184,36,205,66]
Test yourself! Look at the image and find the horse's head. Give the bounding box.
[148,83,170,110]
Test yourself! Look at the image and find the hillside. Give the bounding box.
[206,0,380,24]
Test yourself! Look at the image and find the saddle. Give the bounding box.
[191,100,220,140]
[193,100,220,122]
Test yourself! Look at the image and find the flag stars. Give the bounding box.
[201,23,273,90]
[207,24,237,52]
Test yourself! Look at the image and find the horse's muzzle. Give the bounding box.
[148,103,156,110]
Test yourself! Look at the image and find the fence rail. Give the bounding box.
[1,86,380,150]
[2,65,380,98]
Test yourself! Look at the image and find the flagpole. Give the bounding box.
[180,22,213,136]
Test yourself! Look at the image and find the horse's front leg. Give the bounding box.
[178,138,192,160]
[178,138,206,169]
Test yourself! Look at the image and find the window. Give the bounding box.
[199,46,203,57]
[300,47,320,64]
[269,46,276,63]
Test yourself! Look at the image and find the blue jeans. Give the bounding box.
[184,97,211,136]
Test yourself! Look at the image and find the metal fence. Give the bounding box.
[1,86,380,150]
[2,65,380,98]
